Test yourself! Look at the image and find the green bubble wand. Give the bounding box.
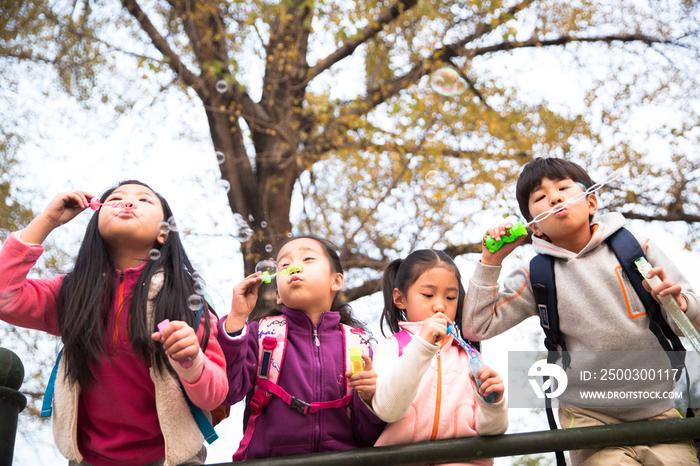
[260,263,303,283]
[483,171,621,253]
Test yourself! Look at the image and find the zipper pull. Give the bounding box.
[313,328,320,347]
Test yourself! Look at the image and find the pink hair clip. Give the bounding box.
[89,197,133,211]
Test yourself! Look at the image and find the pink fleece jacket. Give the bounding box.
[0,232,228,466]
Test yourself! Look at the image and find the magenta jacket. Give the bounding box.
[218,306,385,459]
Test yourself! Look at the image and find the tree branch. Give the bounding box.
[304,0,419,86]
[468,33,675,58]
[341,278,382,302]
[121,0,201,90]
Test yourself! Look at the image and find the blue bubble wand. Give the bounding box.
[447,324,496,403]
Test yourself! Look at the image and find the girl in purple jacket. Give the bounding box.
[217,236,385,459]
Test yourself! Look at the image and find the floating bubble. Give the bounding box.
[215,151,225,164]
[256,259,277,276]
[167,216,178,233]
[265,244,273,253]
[194,280,206,295]
[426,130,437,142]
[187,294,203,311]
[218,179,231,193]
[287,232,293,238]
[192,271,202,282]
[235,226,254,242]
[426,170,439,185]
[148,249,161,260]
[233,213,247,228]
[430,68,467,97]
[260,221,267,228]
[215,80,228,93]
[158,221,171,235]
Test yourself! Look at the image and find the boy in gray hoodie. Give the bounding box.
[463,157,699,465]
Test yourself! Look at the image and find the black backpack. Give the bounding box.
[530,227,692,465]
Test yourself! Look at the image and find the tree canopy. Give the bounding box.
[2,0,699,315]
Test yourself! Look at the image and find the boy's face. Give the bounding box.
[528,177,598,249]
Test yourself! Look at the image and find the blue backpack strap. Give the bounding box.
[529,254,570,370]
[608,228,686,379]
[183,300,218,443]
[41,348,63,418]
[529,254,569,466]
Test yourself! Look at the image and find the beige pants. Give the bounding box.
[68,445,206,466]
[558,405,698,465]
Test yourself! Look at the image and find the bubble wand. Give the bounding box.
[258,263,304,284]
[447,324,496,403]
[483,171,621,253]
[89,197,133,210]
[633,257,700,353]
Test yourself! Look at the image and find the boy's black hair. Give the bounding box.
[380,249,478,351]
[57,180,213,388]
[516,157,595,222]
[253,235,368,332]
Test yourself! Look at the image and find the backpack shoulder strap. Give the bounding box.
[392,330,412,357]
[340,324,371,398]
[529,254,570,369]
[608,228,686,377]
[233,315,288,461]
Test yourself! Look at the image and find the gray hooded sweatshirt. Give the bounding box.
[463,212,700,421]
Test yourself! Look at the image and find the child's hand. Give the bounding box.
[152,320,200,362]
[481,222,526,267]
[346,354,376,403]
[470,364,504,403]
[642,267,688,312]
[21,191,94,245]
[419,312,451,345]
[224,273,263,333]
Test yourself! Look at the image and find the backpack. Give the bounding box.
[41,301,218,444]
[530,227,693,466]
[233,315,371,461]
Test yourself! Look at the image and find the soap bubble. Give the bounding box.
[215,80,228,93]
[218,179,231,193]
[260,221,267,228]
[426,170,439,185]
[193,280,206,295]
[215,151,225,164]
[265,244,273,253]
[426,130,436,142]
[148,249,161,260]
[256,259,277,276]
[158,222,170,235]
[235,227,254,242]
[248,214,255,222]
[187,294,204,311]
[167,216,178,233]
[430,68,467,97]
[192,271,202,282]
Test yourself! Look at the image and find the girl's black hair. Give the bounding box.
[57,180,214,388]
[380,249,479,351]
[253,235,368,332]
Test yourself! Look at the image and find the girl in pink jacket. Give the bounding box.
[0,181,228,466]
[371,249,508,465]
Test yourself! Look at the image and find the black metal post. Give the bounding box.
[0,348,27,466]
[209,416,700,466]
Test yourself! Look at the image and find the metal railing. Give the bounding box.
[1,347,699,466]
[0,348,27,466]
[208,416,700,465]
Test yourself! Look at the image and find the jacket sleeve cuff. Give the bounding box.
[171,349,204,383]
[472,262,502,286]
